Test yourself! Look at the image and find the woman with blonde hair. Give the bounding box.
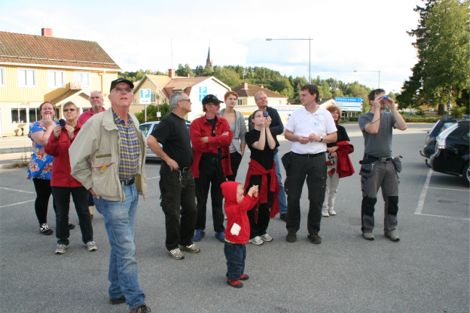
[322,105,351,217]
[45,101,96,254]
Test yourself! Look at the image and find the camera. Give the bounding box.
[59,119,66,127]
[263,111,269,117]
[382,96,389,101]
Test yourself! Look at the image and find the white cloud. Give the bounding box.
[0,0,422,92]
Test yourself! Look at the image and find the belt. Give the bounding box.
[364,154,392,162]
[120,177,135,186]
[293,152,325,158]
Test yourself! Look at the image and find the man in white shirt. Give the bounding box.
[284,85,337,244]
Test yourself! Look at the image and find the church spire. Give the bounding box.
[205,46,213,69]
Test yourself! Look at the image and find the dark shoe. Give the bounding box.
[68,223,75,230]
[215,231,225,242]
[279,213,287,222]
[39,223,53,235]
[362,232,375,241]
[239,273,249,281]
[192,229,205,242]
[286,232,297,243]
[226,279,243,288]
[110,296,126,305]
[180,243,200,253]
[385,230,400,242]
[308,233,322,244]
[129,304,151,313]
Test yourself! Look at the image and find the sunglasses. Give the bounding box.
[63,108,76,112]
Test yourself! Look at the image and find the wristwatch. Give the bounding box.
[320,136,324,142]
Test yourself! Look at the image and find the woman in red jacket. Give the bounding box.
[45,101,96,255]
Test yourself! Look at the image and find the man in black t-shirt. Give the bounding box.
[147,92,200,260]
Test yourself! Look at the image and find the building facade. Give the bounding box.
[0,29,120,136]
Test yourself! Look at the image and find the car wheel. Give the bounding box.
[463,163,470,185]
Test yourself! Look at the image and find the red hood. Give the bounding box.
[221,181,240,206]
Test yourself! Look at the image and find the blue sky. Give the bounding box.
[0,0,422,92]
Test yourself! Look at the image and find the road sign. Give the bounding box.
[335,97,363,112]
[140,89,152,104]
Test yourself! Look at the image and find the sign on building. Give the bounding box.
[199,86,208,102]
[335,97,363,112]
[140,89,152,104]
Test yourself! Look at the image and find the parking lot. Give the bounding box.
[0,123,468,313]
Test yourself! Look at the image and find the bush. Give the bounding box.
[135,103,170,123]
[403,116,440,123]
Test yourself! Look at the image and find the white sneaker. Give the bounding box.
[260,233,273,242]
[328,209,336,216]
[86,241,98,252]
[55,244,68,255]
[168,248,185,260]
[249,236,264,246]
[322,210,329,217]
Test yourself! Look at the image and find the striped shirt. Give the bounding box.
[113,111,140,181]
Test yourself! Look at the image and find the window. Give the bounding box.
[29,108,39,123]
[11,108,27,123]
[18,69,36,87]
[0,68,4,86]
[48,70,64,87]
[74,72,90,88]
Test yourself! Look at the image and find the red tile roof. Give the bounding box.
[0,31,120,70]
[233,83,287,98]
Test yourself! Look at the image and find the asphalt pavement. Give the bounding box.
[0,123,468,313]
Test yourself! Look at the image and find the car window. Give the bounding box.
[441,122,457,133]
[139,124,153,137]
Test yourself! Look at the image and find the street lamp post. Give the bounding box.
[353,69,381,88]
[266,37,313,83]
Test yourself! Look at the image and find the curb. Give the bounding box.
[0,160,28,169]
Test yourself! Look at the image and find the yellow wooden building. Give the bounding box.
[0,28,120,136]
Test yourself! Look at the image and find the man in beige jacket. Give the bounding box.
[69,78,150,313]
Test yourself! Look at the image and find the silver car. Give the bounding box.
[139,120,191,161]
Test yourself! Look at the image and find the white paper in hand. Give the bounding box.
[230,223,241,236]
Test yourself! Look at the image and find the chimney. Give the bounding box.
[243,82,248,90]
[41,28,53,37]
[168,69,176,79]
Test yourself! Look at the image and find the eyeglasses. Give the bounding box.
[63,109,76,112]
[113,87,132,93]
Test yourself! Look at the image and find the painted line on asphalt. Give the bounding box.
[0,199,34,208]
[0,186,35,194]
[415,212,470,222]
[428,186,469,192]
[415,169,432,215]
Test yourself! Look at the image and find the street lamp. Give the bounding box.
[353,69,381,88]
[266,37,313,83]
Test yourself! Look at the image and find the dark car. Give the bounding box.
[429,120,469,183]
[420,118,457,160]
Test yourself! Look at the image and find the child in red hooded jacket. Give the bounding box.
[221,181,258,288]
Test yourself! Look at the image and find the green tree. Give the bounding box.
[135,103,171,123]
[213,67,242,89]
[175,64,194,77]
[401,0,470,114]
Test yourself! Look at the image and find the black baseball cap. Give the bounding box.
[110,78,134,92]
[202,94,223,105]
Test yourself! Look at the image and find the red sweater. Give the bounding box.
[221,181,258,244]
[78,107,105,125]
[244,159,280,218]
[45,125,83,187]
[336,141,355,178]
[190,115,233,178]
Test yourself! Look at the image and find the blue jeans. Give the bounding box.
[224,242,246,280]
[94,184,145,309]
[274,151,287,214]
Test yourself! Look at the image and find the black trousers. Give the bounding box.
[227,152,242,181]
[224,242,246,280]
[32,178,54,225]
[52,186,93,245]
[286,153,326,235]
[195,155,225,232]
[246,174,273,238]
[159,164,197,250]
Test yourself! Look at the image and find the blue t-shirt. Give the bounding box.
[27,121,55,180]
